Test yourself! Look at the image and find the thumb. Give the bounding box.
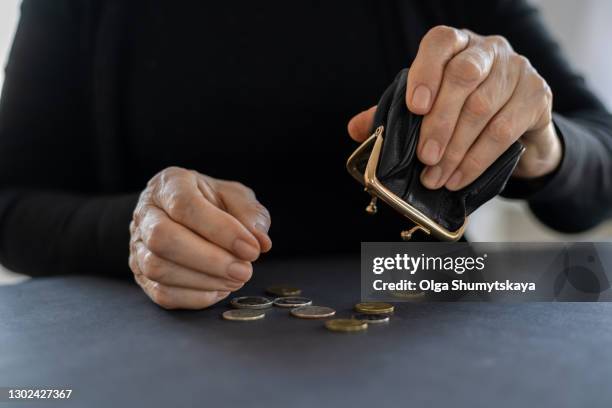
[219,182,272,253]
[347,106,377,142]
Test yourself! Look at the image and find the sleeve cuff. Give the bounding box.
[501,113,583,202]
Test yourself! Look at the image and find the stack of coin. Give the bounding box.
[230,296,273,309]
[352,313,390,324]
[290,305,336,319]
[273,296,312,308]
[325,319,367,333]
[222,309,265,321]
[354,302,394,315]
[222,287,397,332]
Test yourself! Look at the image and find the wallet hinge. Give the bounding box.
[346,126,467,242]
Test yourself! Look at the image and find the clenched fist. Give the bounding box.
[129,167,272,309]
[349,25,562,190]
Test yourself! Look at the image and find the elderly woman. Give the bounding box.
[0,0,610,309]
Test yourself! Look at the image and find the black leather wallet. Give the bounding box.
[347,69,525,241]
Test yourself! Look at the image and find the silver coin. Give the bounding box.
[222,309,265,321]
[273,296,313,308]
[353,313,390,324]
[290,305,336,319]
[230,296,273,309]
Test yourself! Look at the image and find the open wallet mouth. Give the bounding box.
[346,69,525,242]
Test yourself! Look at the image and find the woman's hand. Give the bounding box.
[129,167,272,309]
[348,25,562,190]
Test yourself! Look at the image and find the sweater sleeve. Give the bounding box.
[465,0,612,233]
[0,0,137,278]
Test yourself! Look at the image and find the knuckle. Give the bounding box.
[426,117,454,137]
[444,146,465,166]
[425,25,461,46]
[141,251,165,281]
[447,54,486,87]
[519,55,532,70]
[464,90,492,118]
[527,73,547,91]
[544,84,553,103]
[151,284,176,310]
[536,77,551,99]
[521,57,536,76]
[230,181,255,197]
[512,54,529,68]
[489,117,515,144]
[489,35,511,50]
[207,252,229,274]
[157,167,191,191]
[464,154,485,173]
[128,254,139,274]
[132,199,149,224]
[166,190,192,222]
[144,220,170,255]
[162,166,188,179]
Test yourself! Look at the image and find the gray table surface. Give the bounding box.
[1,256,611,408]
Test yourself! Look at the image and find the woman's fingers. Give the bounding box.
[133,241,244,292]
[138,206,253,283]
[130,167,273,310]
[134,273,230,310]
[445,67,551,191]
[421,46,522,189]
[215,179,273,253]
[406,26,470,115]
[417,37,496,166]
[152,167,261,261]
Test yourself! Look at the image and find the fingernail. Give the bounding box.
[446,171,463,190]
[232,239,259,261]
[254,222,269,235]
[412,85,431,111]
[421,140,441,164]
[421,166,442,188]
[227,262,252,281]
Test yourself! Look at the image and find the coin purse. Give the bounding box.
[346,69,525,241]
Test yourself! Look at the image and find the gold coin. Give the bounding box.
[266,285,302,297]
[325,319,368,333]
[222,309,265,321]
[354,302,394,314]
[290,305,336,319]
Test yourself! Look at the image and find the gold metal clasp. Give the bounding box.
[365,196,378,215]
[346,125,467,241]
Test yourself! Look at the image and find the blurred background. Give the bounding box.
[0,0,611,283]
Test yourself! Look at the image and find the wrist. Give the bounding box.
[513,121,562,179]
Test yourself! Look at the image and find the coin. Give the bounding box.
[325,319,368,332]
[266,285,302,297]
[222,309,265,321]
[230,296,273,309]
[273,296,312,308]
[353,313,390,324]
[290,305,336,319]
[354,302,394,314]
